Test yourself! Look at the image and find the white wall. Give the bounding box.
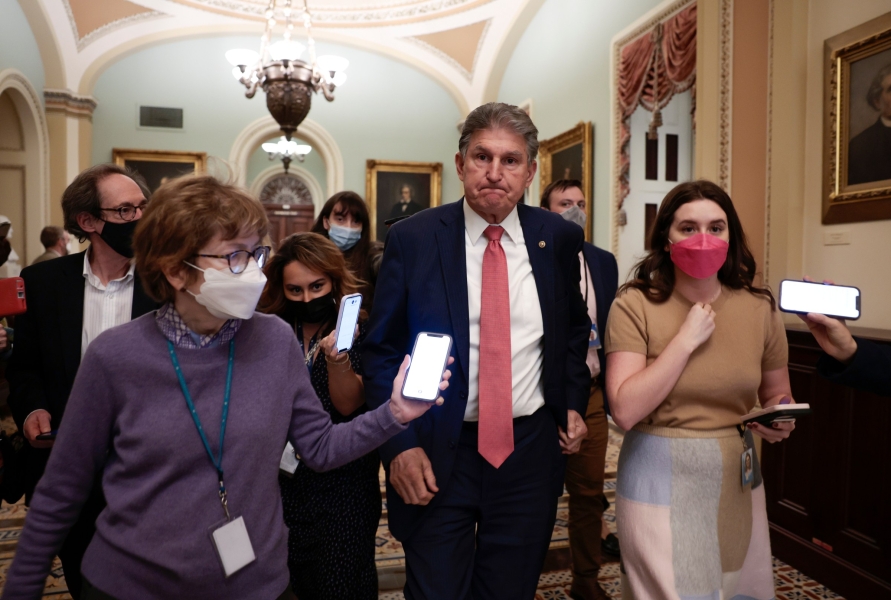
[497,0,667,248]
[800,0,891,328]
[91,35,463,205]
[0,0,45,100]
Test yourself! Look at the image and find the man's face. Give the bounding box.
[95,174,147,230]
[456,127,536,221]
[878,74,891,119]
[401,186,412,202]
[546,186,586,214]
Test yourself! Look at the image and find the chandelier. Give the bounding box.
[262,136,312,174]
[226,0,348,140]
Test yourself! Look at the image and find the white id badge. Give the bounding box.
[279,441,299,475]
[212,516,256,577]
[740,447,755,489]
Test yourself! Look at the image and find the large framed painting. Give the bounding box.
[366,159,442,241]
[823,12,891,223]
[539,122,593,240]
[113,148,207,194]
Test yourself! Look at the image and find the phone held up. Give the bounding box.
[778,279,860,320]
[402,332,453,402]
[334,293,363,354]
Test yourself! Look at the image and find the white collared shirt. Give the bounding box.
[463,200,545,421]
[82,250,136,357]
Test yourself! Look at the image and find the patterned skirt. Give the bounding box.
[616,424,775,600]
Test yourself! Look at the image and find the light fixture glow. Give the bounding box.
[225,49,259,67]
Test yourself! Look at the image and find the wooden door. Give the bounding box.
[762,327,891,599]
[265,204,315,250]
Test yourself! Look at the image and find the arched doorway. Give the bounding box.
[257,173,317,250]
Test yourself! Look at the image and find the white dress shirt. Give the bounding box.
[580,251,600,377]
[82,250,135,357]
[463,200,545,421]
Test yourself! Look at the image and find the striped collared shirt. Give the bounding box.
[81,250,135,357]
[155,302,241,349]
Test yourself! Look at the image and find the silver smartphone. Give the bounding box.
[778,279,860,320]
[401,332,453,402]
[334,293,363,353]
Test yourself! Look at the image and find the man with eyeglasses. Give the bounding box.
[7,163,159,599]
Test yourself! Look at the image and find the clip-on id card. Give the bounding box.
[589,323,602,349]
[211,515,256,577]
[280,441,300,475]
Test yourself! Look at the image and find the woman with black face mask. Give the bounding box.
[258,232,379,600]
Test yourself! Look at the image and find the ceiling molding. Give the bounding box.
[481,0,546,104]
[16,0,67,88]
[407,19,489,81]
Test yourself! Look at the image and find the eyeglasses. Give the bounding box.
[98,202,148,222]
[194,246,271,274]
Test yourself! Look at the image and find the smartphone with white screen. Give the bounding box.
[402,332,453,402]
[779,279,860,320]
[334,293,363,353]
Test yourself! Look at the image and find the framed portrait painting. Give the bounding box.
[822,12,891,223]
[366,160,442,241]
[113,148,207,194]
[539,122,594,240]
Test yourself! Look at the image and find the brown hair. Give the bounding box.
[62,163,150,242]
[258,232,365,335]
[866,63,891,111]
[39,226,64,249]
[540,178,583,209]
[620,180,775,309]
[134,175,269,303]
[311,191,372,279]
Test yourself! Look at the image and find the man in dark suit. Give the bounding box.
[7,163,158,599]
[387,184,424,220]
[540,179,618,600]
[363,103,591,599]
[848,64,891,186]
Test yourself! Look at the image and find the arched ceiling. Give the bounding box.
[28,0,545,112]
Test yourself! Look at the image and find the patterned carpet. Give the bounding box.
[0,425,844,599]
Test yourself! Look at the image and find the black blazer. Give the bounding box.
[581,242,619,408]
[362,200,591,539]
[816,337,891,397]
[7,251,157,493]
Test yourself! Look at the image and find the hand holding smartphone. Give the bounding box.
[334,293,362,354]
[779,279,860,320]
[402,333,453,402]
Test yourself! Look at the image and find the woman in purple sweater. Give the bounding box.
[2,176,449,600]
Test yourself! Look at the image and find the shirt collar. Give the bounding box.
[462,198,521,245]
[82,248,135,288]
[155,302,242,350]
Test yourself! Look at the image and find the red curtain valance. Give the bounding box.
[617,3,696,211]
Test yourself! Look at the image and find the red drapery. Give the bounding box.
[617,3,696,211]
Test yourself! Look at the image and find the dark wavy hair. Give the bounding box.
[620,179,775,309]
[258,232,365,336]
[311,191,372,280]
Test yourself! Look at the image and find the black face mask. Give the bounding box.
[284,293,336,325]
[98,219,138,259]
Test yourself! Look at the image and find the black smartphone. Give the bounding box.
[36,430,58,441]
[401,332,453,402]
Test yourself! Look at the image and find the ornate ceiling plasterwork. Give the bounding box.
[168,0,493,25]
[63,0,167,51]
[407,19,490,81]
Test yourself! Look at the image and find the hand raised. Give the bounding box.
[677,302,716,353]
[389,447,438,505]
[388,355,454,424]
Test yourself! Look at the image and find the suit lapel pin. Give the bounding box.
[538,241,546,248]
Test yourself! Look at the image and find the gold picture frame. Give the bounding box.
[112,148,207,193]
[822,12,891,224]
[539,122,594,240]
[366,159,443,241]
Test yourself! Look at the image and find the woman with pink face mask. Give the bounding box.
[604,180,795,600]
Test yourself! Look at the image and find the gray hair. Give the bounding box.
[458,102,539,164]
[867,63,891,111]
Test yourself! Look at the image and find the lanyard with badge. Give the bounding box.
[168,339,257,577]
[581,255,601,350]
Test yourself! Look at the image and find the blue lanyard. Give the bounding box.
[168,339,235,520]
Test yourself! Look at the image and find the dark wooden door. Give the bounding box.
[762,327,891,599]
[265,204,315,250]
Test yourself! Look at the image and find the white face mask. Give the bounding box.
[185,259,268,320]
[560,204,587,229]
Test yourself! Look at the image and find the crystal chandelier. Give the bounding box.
[262,136,312,174]
[226,0,348,140]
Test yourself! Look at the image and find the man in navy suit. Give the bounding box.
[363,103,591,599]
[541,179,618,600]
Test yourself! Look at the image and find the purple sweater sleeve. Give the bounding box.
[285,338,407,471]
[2,346,117,600]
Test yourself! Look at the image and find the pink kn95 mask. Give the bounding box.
[669,233,729,279]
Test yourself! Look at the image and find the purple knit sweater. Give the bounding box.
[2,312,405,600]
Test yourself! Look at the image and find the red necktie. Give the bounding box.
[478,225,514,468]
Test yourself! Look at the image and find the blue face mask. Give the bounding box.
[328,223,362,251]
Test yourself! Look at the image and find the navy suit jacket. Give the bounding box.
[363,199,591,540]
[581,242,619,410]
[817,337,891,397]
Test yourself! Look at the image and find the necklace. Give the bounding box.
[293,321,321,366]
